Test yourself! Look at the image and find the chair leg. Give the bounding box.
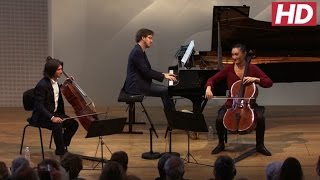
[49,132,53,149]
[128,103,135,133]
[20,125,45,159]
[122,103,144,134]
[20,125,29,155]
[38,127,45,159]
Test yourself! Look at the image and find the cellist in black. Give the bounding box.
[205,43,273,156]
[30,57,79,156]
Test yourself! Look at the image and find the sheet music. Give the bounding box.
[180,40,194,66]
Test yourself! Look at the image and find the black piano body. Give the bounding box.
[169,5,320,114]
[168,65,227,113]
[208,5,320,82]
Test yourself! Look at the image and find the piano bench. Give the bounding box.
[118,89,146,134]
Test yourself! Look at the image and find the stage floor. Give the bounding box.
[0,105,319,179]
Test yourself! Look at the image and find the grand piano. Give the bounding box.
[168,5,320,113]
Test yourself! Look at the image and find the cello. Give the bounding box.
[61,71,100,131]
[223,51,257,134]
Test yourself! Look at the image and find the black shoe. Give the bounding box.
[211,143,225,154]
[55,149,66,156]
[256,144,272,156]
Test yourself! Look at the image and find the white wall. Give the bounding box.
[50,0,320,106]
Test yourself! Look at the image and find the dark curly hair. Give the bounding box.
[43,56,63,78]
[214,155,236,180]
[60,152,83,179]
[135,28,154,43]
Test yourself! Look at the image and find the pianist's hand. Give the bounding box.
[205,86,213,99]
[163,73,177,81]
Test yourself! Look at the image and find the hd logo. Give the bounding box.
[272,2,317,26]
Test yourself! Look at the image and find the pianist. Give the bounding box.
[123,28,176,111]
[205,43,273,156]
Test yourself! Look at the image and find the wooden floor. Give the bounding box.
[1,105,320,180]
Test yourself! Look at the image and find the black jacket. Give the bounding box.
[124,44,164,94]
[30,77,65,126]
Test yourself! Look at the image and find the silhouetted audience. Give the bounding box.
[60,153,84,180]
[266,161,283,180]
[10,156,30,178]
[279,157,303,180]
[155,153,172,180]
[0,161,9,180]
[99,161,125,180]
[111,151,129,173]
[11,166,38,180]
[316,155,320,176]
[37,158,68,180]
[125,175,141,180]
[213,155,236,180]
[164,156,184,180]
[110,151,141,180]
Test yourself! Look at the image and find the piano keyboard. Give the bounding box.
[168,70,179,86]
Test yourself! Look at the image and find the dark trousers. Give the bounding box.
[145,83,175,111]
[41,113,79,155]
[215,105,266,146]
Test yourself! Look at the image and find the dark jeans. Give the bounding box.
[215,105,266,146]
[145,83,175,111]
[41,113,79,155]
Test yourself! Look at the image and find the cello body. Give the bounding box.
[61,78,98,131]
[223,51,257,134]
[223,80,257,134]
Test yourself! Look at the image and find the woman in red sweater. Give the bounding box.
[205,43,273,156]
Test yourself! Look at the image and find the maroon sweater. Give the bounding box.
[206,64,273,106]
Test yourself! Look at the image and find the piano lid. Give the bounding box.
[211,6,320,57]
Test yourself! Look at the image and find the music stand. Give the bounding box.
[164,110,212,166]
[140,102,161,160]
[84,117,126,169]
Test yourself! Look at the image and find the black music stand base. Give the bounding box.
[80,136,110,170]
[142,128,161,160]
[162,126,180,157]
[164,110,211,165]
[142,152,161,160]
[182,131,213,167]
[183,131,197,163]
[83,117,126,169]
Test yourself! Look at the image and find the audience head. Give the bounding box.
[316,155,320,176]
[37,158,63,180]
[60,152,83,179]
[279,157,303,180]
[213,155,236,180]
[11,166,38,180]
[266,161,283,180]
[0,161,9,180]
[11,156,30,176]
[126,175,141,180]
[110,151,129,172]
[99,161,125,180]
[164,156,184,180]
[157,153,172,179]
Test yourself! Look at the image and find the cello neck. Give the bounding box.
[63,71,87,97]
[62,70,96,110]
[239,51,254,97]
